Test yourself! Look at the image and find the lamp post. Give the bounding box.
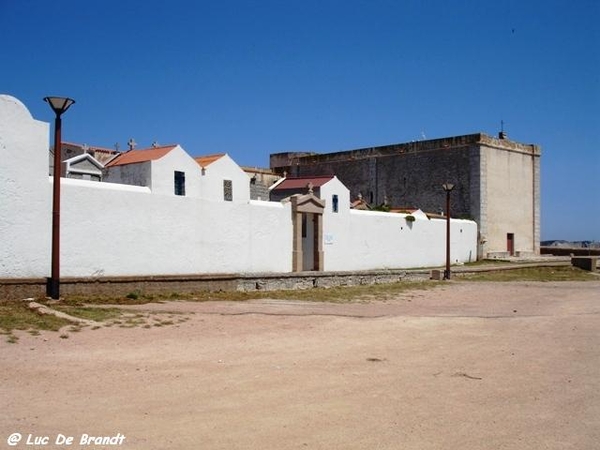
[44,96,75,299]
[442,183,455,280]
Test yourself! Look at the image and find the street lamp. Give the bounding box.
[442,183,455,280]
[44,96,75,299]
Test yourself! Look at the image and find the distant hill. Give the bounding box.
[541,240,600,249]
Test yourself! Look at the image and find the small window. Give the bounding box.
[174,171,185,196]
[223,179,233,201]
[332,194,339,213]
[302,214,307,237]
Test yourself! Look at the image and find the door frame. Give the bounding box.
[290,192,325,272]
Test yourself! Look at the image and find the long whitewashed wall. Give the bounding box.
[324,209,476,271]
[0,94,477,279]
[320,177,477,271]
[0,94,292,278]
[60,180,292,277]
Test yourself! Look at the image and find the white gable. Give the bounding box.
[319,176,351,214]
[150,145,203,197]
[199,153,250,202]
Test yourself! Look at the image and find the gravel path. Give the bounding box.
[2,281,599,449]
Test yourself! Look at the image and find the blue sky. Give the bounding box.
[1,0,598,241]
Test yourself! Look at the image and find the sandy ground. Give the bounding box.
[1,280,599,450]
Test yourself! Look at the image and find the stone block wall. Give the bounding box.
[271,133,541,257]
[281,146,475,218]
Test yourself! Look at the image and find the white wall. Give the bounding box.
[104,161,151,188]
[0,95,477,280]
[0,95,51,277]
[324,209,476,271]
[320,177,477,271]
[60,180,292,277]
[200,154,251,203]
[151,145,204,197]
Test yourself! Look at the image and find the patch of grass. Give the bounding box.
[60,294,160,306]
[0,300,72,334]
[192,280,440,303]
[52,305,123,322]
[456,266,597,282]
[51,280,439,306]
[463,259,513,267]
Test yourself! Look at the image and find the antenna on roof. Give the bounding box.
[114,143,120,151]
[152,141,159,148]
[499,120,507,139]
[128,138,137,150]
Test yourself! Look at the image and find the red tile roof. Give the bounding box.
[105,145,177,167]
[272,175,334,190]
[194,153,225,168]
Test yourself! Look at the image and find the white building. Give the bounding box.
[104,145,204,197]
[0,94,477,280]
[194,153,251,203]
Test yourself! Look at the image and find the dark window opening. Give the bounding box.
[332,194,339,213]
[302,214,307,237]
[174,171,185,196]
[223,179,233,201]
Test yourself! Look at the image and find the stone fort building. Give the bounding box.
[270,133,541,259]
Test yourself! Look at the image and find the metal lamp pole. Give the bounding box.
[442,183,455,280]
[44,96,75,299]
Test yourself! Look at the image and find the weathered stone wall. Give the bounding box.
[482,142,541,256]
[271,133,541,256]
[0,270,431,300]
[280,146,475,218]
[250,178,270,200]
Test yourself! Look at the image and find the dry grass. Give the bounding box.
[455,265,597,282]
[2,267,595,342]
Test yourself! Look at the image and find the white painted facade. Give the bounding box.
[0,95,51,278]
[198,154,251,203]
[104,145,204,198]
[0,95,477,279]
[60,179,292,276]
[320,177,477,271]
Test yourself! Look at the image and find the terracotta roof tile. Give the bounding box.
[105,145,177,167]
[194,153,225,168]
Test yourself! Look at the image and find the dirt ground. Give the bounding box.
[2,280,599,450]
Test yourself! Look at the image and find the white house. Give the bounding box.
[194,153,251,203]
[104,145,204,197]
